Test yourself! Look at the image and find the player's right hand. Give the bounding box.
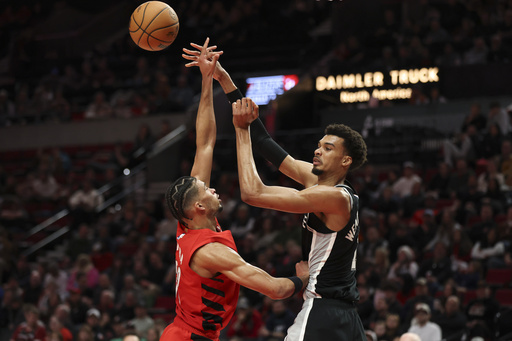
[232,97,259,129]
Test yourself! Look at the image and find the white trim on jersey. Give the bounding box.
[285,298,315,341]
[306,229,337,299]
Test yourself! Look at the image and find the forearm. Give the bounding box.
[216,68,238,95]
[196,76,216,148]
[236,127,266,203]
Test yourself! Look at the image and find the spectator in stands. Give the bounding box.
[83,308,105,341]
[48,314,73,341]
[130,123,154,166]
[154,208,177,242]
[367,296,391,330]
[22,270,43,306]
[419,241,453,295]
[54,304,74,333]
[488,102,511,136]
[402,182,425,218]
[425,209,459,253]
[31,170,59,201]
[468,202,498,244]
[37,280,62,322]
[10,304,46,341]
[111,91,134,119]
[66,223,93,262]
[75,324,95,341]
[407,303,442,341]
[477,157,508,194]
[481,123,504,159]
[471,226,507,269]
[463,36,488,64]
[67,254,99,294]
[359,226,388,268]
[450,225,474,272]
[402,278,435,325]
[68,180,104,227]
[433,295,466,340]
[385,213,414,260]
[229,203,256,240]
[129,302,154,339]
[373,185,401,219]
[461,103,487,133]
[384,313,402,341]
[0,290,24,339]
[226,297,264,341]
[392,161,422,199]
[259,299,295,341]
[84,91,112,120]
[443,131,475,168]
[388,245,419,281]
[0,89,15,126]
[465,280,500,340]
[48,88,71,122]
[168,74,195,111]
[447,158,475,197]
[497,139,512,187]
[96,289,116,319]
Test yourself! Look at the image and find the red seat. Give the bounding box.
[485,268,512,287]
[153,295,175,310]
[495,288,512,307]
[463,290,477,306]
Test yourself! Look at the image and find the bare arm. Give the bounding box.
[188,38,222,186]
[233,98,351,217]
[184,45,316,187]
[191,242,309,300]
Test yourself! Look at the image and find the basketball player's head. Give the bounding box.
[165,176,223,226]
[312,124,367,176]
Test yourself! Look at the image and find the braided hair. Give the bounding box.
[165,176,199,226]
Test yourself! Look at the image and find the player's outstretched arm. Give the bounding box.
[188,38,222,186]
[233,98,351,217]
[183,45,315,187]
[191,242,309,300]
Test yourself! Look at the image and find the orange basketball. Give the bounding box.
[129,1,179,51]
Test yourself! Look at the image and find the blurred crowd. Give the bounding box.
[2,1,512,341]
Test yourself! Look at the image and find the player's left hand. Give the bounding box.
[295,260,309,279]
[232,97,258,129]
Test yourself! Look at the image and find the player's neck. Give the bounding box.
[317,172,346,187]
[188,216,218,232]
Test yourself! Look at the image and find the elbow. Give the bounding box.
[240,191,258,206]
[239,185,262,206]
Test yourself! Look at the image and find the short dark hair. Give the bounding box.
[325,124,367,171]
[165,176,198,225]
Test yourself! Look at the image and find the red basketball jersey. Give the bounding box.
[172,221,240,339]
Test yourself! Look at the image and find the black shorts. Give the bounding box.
[285,298,366,341]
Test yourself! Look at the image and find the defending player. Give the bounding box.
[160,39,309,341]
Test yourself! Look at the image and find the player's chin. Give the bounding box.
[217,204,224,214]
[312,166,323,176]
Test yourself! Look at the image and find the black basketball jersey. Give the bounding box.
[301,184,360,302]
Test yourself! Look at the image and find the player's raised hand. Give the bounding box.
[195,37,223,78]
[183,40,226,81]
[232,98,259,129]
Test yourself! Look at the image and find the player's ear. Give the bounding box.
[195,201,205,212]
[342,156,352,167]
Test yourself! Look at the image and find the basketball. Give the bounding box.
[129,1,179,51]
